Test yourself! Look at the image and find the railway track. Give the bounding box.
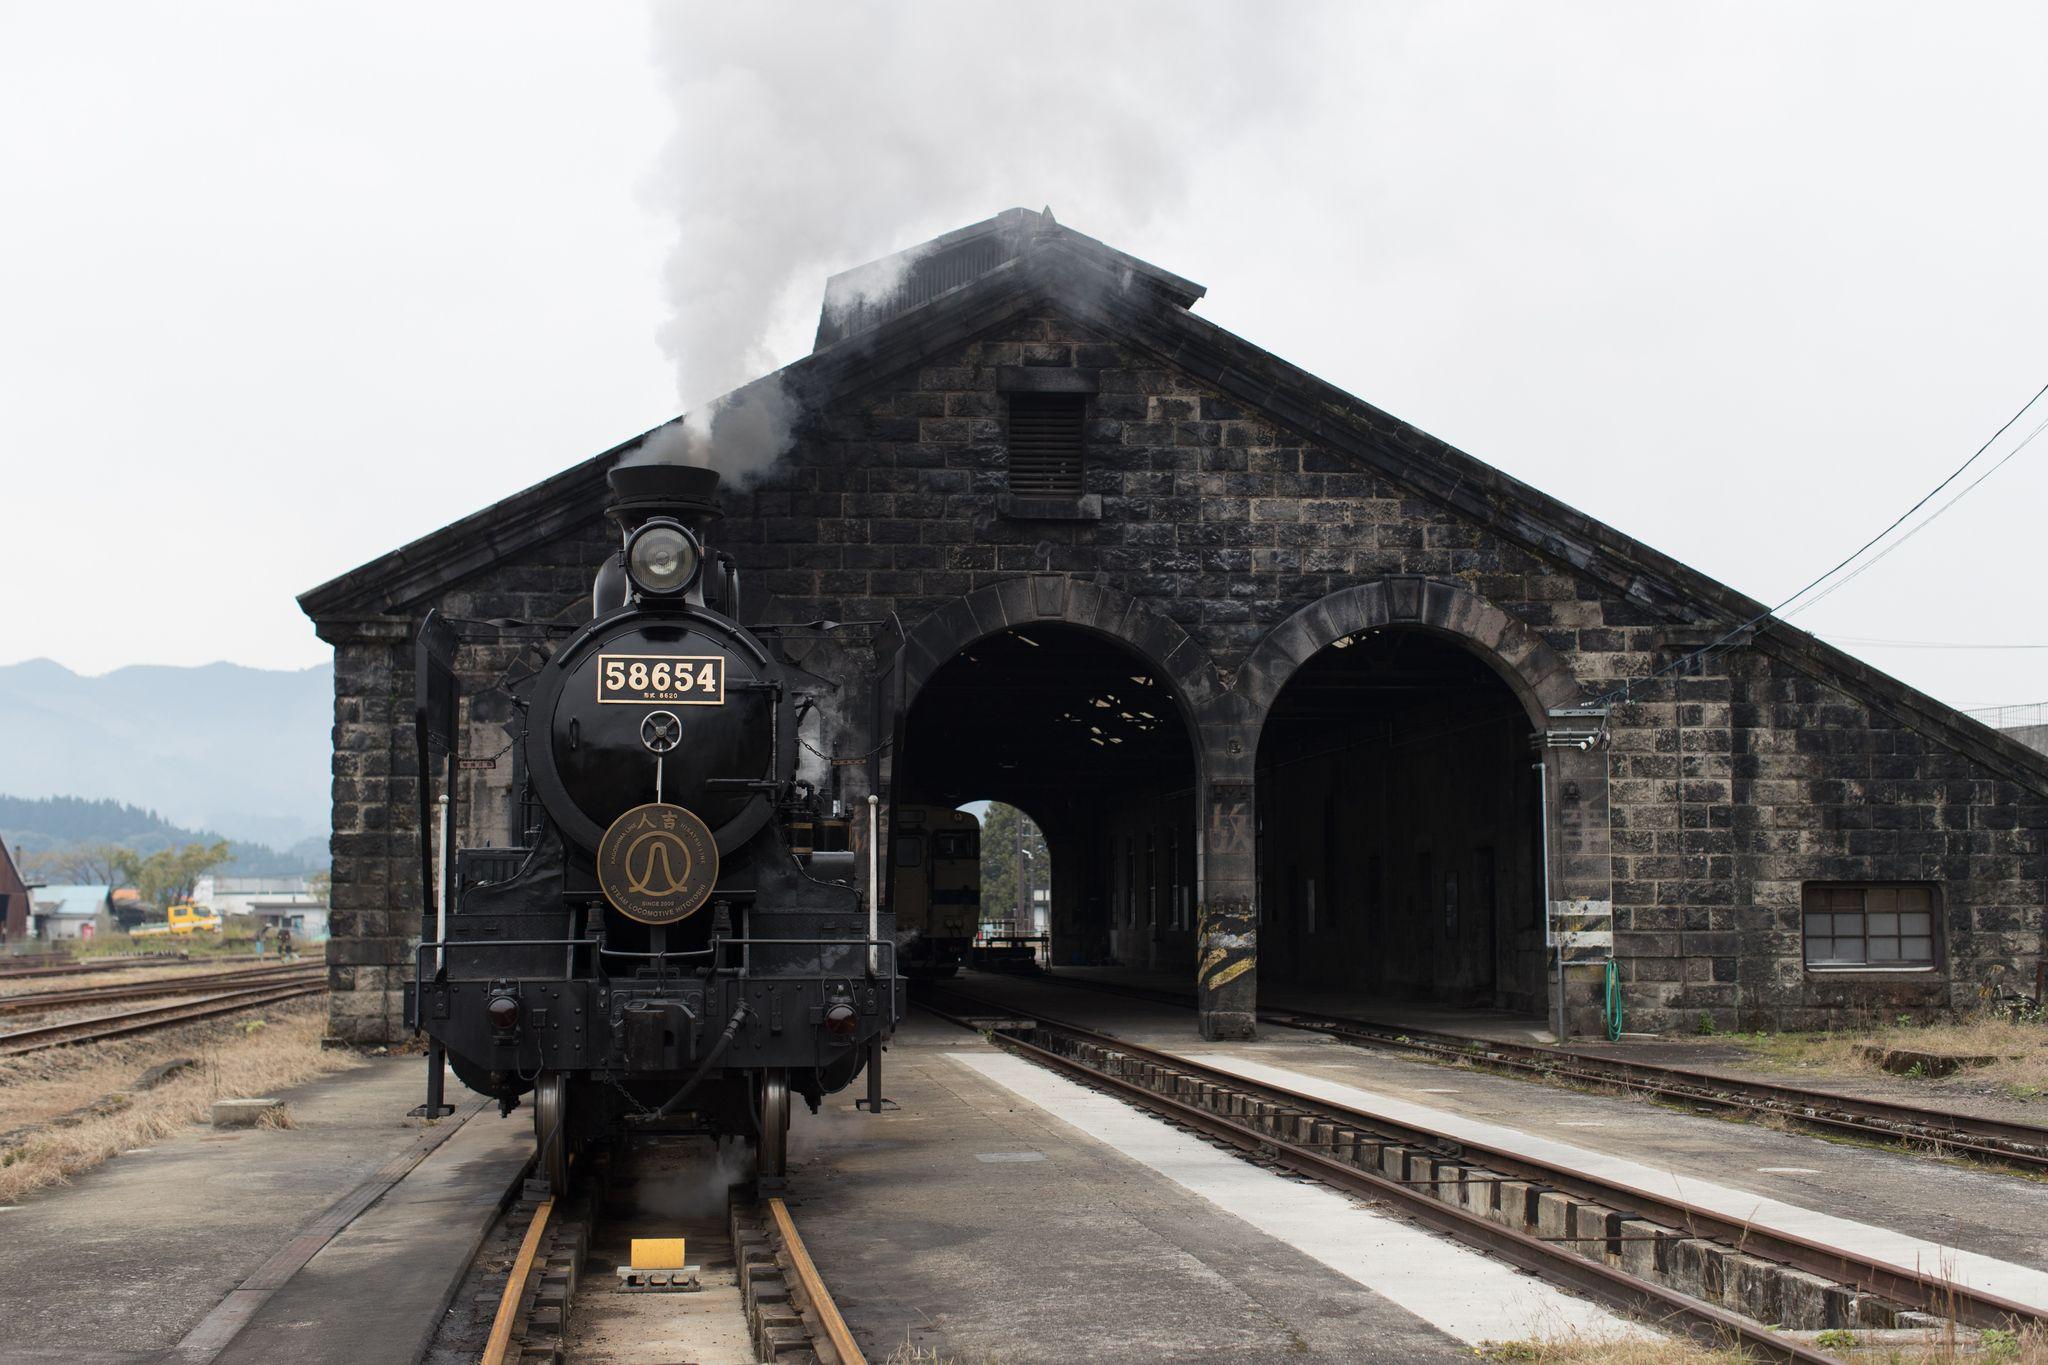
[929,986,2043,1362]
[479,1145,863,1365]
[0,953,192,981]
[0,978,328,1057]
[0,963,324,1015]
[1038,973,2048,1174]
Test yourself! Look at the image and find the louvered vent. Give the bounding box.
[1006,393,1086,495]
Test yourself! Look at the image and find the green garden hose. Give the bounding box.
[1602,958,1623,1041]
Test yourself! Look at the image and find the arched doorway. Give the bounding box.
[1255,627,1545,1012]
[1235,572,1606,1024]
[896,623,1200,971]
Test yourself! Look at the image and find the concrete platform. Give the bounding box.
[784,1013,1644,1364]
[0,1057,531,1365]
[941,970,2048,1309]
[1044,964,1558,1044]
[1052,963,2048,1125]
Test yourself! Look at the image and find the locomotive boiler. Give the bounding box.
[411,453,902,1189]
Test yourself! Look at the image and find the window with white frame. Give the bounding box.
[1803,884,1938,970]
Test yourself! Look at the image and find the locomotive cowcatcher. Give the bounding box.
[409,451,903,1188]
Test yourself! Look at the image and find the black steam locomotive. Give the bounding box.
[410,455,902,1188]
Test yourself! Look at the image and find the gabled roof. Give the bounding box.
[0,834,27,896]
[298,216,2048,795]
[33,884,109,917]
[814,206,1204,349]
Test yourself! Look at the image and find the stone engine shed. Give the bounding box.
[301,209,2047,1044]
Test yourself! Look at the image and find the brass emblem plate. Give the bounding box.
[596,802,719,925]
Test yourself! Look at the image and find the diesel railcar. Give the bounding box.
[411,455,902,1188]
[890,803,981,975]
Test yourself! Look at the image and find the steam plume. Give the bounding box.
[621,379,799,476]
[643,3,1321,481]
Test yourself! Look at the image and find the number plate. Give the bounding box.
[597,654,725,706]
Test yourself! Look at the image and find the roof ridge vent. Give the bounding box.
[811,208,1203,352]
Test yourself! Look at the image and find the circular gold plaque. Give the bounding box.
[596,802,719,925]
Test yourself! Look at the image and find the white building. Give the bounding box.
[192,875,321,922]
[30,885,112,941]
[248,899,329,942]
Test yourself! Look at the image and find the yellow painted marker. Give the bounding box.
[630,1237,687,1270]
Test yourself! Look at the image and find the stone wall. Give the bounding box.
[313,305,2045,1041]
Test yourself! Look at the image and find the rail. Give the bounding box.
[0,980,328,1056]
[1278,1010,2048,1172]
[768,1197,866,1365]
[1048,973,2048,1173]
[924,992,1843,1363]
[480,1195,554,1365]
[0,963,324,1016]
[479,1151,862,1363]
[933,986,2048,1342]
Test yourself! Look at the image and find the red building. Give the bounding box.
[0,836,31,945]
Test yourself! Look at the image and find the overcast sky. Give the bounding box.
[3,3,2044,716]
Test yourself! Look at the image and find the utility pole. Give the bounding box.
[1016,823,1031,930]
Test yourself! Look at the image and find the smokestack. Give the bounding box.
[606,457,722,533]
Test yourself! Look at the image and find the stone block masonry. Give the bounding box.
[305,233,2046,1044]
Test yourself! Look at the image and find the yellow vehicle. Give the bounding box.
[892,805,981,976]
[131,902,223,937]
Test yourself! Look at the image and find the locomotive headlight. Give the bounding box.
[625,520,701,597]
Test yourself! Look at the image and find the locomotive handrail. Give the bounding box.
[412,937,600,995]
[595,944,718,960]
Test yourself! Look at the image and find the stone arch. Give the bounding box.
[887,577,1223,984]
[1228,576,1604,1034]
[1237,576,1582,730]
[893,576,1225,731]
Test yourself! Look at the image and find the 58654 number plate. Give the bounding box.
[597,654,725,705]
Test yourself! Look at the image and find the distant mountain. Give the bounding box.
[0,795,326,875]
[0,659,333,853]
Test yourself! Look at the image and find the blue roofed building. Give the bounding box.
[30,884,112,941]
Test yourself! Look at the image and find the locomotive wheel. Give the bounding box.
[758,1069,790,1178]
[534,1072,569,1194]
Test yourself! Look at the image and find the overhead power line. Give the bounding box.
[1601,378,2048,706]
[1788,410,2048,618]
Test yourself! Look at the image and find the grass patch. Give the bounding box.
[1723,1013,2048,1103]
[72,923,310,963]
[0,998,358,1203]
[1478,1334,1750,1363]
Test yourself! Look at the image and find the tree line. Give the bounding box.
[979,802,1050,926]
[19,840,234,912]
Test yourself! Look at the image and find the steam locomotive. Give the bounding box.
[410,455,902,1188]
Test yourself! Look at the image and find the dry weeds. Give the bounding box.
[1480,1323,2048,1362]
[1827,1323,2048,1363]
[1728,1014,2048,1102]
[882,1346,1004,1365]
[0,957,286,999]
[1477,1332,1752,1362]
[0,999,358,1203]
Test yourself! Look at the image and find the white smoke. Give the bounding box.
[643,3,1326,478]
[623,378,800,478]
